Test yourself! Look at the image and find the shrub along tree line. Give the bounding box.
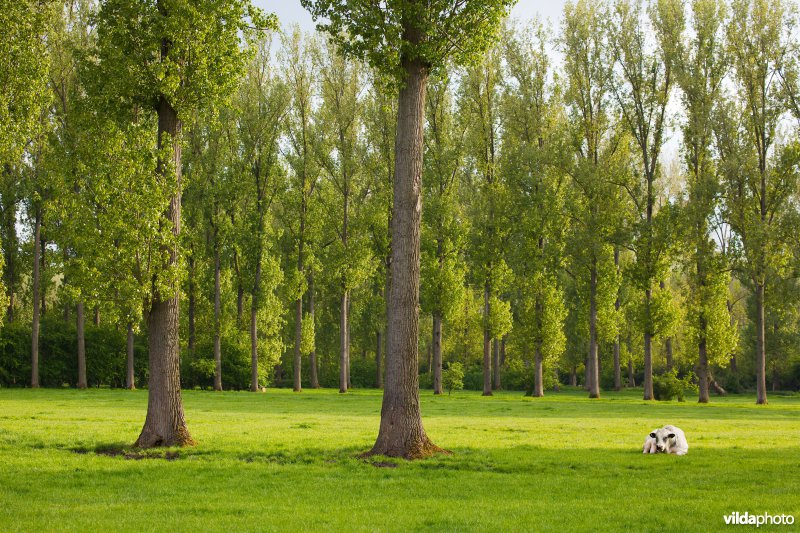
[2,0,800,452]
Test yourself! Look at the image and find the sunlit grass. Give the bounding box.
[1,387,798,531]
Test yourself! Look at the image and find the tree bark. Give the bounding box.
[93,306,100,326]
[697,313,710,403]
[628,359,636,388]
[432,312,442,394]
[187,252,196,356]
[308,274,319,388]
[533,348,544,397]
[613,248,621,391]
[126,322,135,390]
[492,337,501,390]
[482,283,492,396]
[755,282,768,404]
[135,96,192,448]
[30,209,41,388]
[643,288,654,400]
[588,263,600,398]
[375,330,383,389]
[367,54,442,459]
[213,242,222,392]
[339,291,349,393]
[569,365,577,387]
[76,301,87,389]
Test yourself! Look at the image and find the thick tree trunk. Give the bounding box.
[213,244,222,392]
[308,274,319,388]
[368,55,442,459]
[755,282,768,405]
[588,264,600,398]
[126,322,135,390]
[432,312,442,394]
[76,301,87,389]
[31,210,41,388]
[533,348,544,397]
[643,288,654,400]
[375,330,383,389]
[569,366,577,387]
[135,96,191,448]
[339,291,349,393]
[482,283,492,396]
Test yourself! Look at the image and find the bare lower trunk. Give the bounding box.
[588,264,600,398]
[697,316,709,403]
[188,254,195,356]
[309,276,319,389]
[368,55,441,459]
[250,301,258,392]
[432,312,442,395]
[339,291,349,393]
[213,245,222,392]
[643,288,654,400]
[628,359,636,388]
[755,282,767,405]
[482,284,492,396]
[613,338,621,391]
[569,366,577,387]
[375,330,383,389]
[294,296,303,392]
[126,322,135,390]
[135,96,191,448]
[533,347,544,397]
[76,301,87,389]
[31,210,41,388]
[492,338,501,390]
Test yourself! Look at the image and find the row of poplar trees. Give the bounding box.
[2,0,799,454]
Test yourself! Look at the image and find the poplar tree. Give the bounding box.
[302,0,515,458]
[93,0,270,446]
[609,0,683,400]
[719,0,799,405]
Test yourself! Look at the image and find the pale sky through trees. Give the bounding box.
[259,0,567,32]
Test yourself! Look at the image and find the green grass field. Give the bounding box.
[1,387,798,531]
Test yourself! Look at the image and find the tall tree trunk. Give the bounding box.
[492,338,501,390]
[135,96,191,448]
[93,306,100,326]
[250,259,261,392]
[375,330,383,389]
[294,295,303,393]
[76,301,87,389]
[533,347,544,397]
[432,312,442,395]
[339,290,349,393]
[628,359,636,387]
[755,282,768,405]
[588,263,600,398]
[31,209,41,388]
[697,328,709,403]
[482,283,492,396]
[308,274,319,388]
[368,55,441,459]
[613,247,621,391]
[643,288,654,400]
[126,322,135,390]
[213,243,222,392]
[569,366,577,387]
[500,336,506,366]
[188,252,196,356]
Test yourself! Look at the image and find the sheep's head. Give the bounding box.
[649,428,676,453]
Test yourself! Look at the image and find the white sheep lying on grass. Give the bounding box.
[643,425,689,455]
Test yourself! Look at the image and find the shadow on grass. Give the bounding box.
[70,442,181,461]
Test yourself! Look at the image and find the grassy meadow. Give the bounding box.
[1,387,798,531]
